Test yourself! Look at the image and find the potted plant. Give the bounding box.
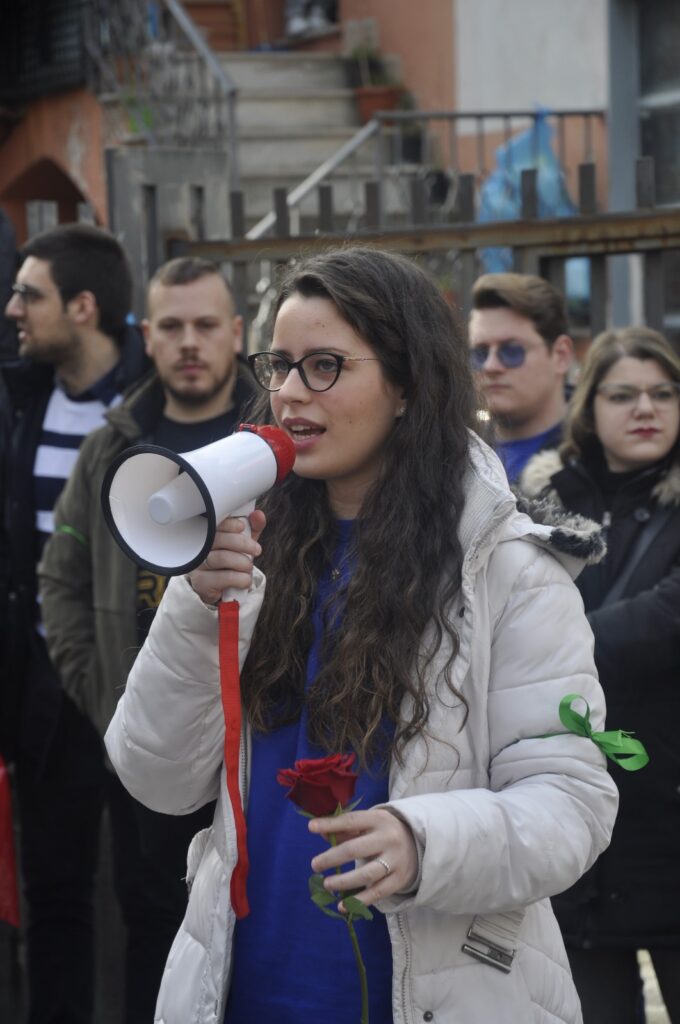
[394,90,425,164]
[348,45,403,124]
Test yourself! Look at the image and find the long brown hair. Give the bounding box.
[241,246,477,768]
[562,326,680,463]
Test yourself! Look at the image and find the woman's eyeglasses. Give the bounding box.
[248,351,379,393]
[596,382,680,408]
[470,342,527,371]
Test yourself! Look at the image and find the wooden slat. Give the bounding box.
[273,188,289,238]
[365,181,381,230]
[228,190,248,322]
[579,163,597,215]
[454,173,475,222]
[167,208,680,263]
[644,251,664,332]
[459,250,477,323]
[230,190,245,239]
[590,255,607,336]
[540,256,567,298]
[521,168,538,220]
[318,185,334,233]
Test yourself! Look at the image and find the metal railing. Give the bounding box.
[247,107,605,240]
[85,0,240,188]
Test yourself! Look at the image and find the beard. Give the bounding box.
[19,328,81,365]
[161,364,236,411]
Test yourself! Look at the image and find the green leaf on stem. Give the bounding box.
[308,873,345,919]
[343,895,374,921]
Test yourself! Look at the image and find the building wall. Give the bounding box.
[455,0,607,112]
[0,89,106,242]
[452,0,608,205]
[340,0,456,112]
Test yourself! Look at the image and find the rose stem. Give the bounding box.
[330,832,370,1024]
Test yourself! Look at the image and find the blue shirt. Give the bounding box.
[224,522,394,1023]
[496,421,563,483]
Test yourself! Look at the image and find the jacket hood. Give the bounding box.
[520,446,680,511]
[519,449,564,501]
[464,435,605,578]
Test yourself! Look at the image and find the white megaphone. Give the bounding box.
[101,424,296,576]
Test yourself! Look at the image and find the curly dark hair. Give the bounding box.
[241,246,477,769]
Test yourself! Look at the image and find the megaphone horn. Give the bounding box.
[101,424,296,576]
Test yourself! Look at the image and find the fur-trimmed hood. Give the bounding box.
[519,447,680,510]
[514,491,606,565]
[465,435,606,575]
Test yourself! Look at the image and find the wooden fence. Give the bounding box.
[166,156,680,343]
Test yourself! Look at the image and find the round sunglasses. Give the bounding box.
[470,342,527,371]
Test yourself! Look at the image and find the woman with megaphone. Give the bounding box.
[105,246,618,1024]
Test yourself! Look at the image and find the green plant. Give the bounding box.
[349,45,398,89]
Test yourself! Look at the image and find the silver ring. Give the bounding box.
[375,856,391,877]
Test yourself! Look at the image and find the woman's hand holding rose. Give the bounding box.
[309,808,419,910]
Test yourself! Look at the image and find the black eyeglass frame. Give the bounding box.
[247,351,380,392]
[10,282,45,305]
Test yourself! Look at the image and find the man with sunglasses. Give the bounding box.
[38,256,254,1023]
[469,272,574,483]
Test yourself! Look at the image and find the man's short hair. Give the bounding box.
[147,257,234,302]
[471,272,568,347]
[21,224,132,342]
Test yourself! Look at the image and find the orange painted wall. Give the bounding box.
[0,89,107,242]
[340,0,455,112]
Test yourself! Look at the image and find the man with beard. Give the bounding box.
[38,257,253,1023]
[469,272,574,484]
[1,223,148,1023]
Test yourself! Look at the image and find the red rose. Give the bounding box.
[277,753,358,817]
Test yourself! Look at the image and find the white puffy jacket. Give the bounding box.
[105,437,618,1024]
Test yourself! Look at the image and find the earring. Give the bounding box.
[397,404,406,417]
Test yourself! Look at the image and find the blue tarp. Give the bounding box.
[477,110,589,307]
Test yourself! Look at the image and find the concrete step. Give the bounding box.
[237,126,375,175]
[218,51,351,91]
[237,89,357,130]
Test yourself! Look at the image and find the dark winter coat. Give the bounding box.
[0,327,148,761]
[38,365,256,740]
[520,447,680,948]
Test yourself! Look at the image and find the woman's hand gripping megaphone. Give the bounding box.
[188,509,267,607]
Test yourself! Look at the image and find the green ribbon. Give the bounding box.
[557,693,649,772]
[56,524,88,548]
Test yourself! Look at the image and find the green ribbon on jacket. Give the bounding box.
[557,694,649,772]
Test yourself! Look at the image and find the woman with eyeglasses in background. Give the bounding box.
[521,326,680,1024]
[105,247,617,1024]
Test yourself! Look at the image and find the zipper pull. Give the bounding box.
[602,511,612,528]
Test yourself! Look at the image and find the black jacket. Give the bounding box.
[0,326,149,762]
[38,363,256,739]
[520,447,680,948]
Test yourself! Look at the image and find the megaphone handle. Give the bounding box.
[221,500,255,605]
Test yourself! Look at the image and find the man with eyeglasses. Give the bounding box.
[38,256,254,1023]
[469,272,574,483]
[0,223,148,1023]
